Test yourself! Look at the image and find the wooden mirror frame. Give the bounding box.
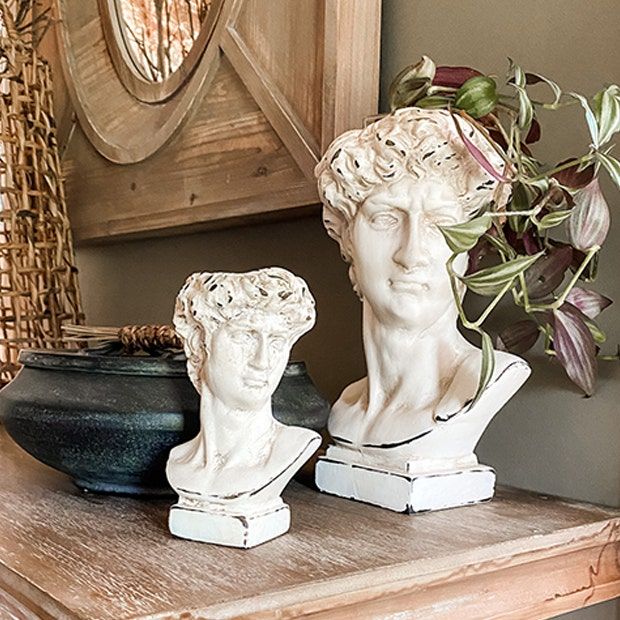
[97,0,225,104]
[54,0,231,163]
[52,0,381,241]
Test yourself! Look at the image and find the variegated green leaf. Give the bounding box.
[584,317,606,344]
[415,95,451,109]
[439,214,492,254]
[536,210,573,229]
[509,58,526,88]
[597,151,620,189]
[571,92,599,147]
[514,84,534,132]
[460,252,543,296]
[469,331,495,408]
[525,72,563,108]
[454,76,498,118]
[389,56,437,111]
[593,84,620,147]
[509,60,533,132]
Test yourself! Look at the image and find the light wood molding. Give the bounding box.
[62,56,319,242]
[96,0,226,103]
[49,0,381,241]
[54,0,232,164]
[0,428,618,619]
[220,27,319,181]
[321,0,382,150]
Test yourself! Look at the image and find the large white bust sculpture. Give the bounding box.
[314,108,531,513]
[166,267,321,547]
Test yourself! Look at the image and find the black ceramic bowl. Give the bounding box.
[0,350,329,495]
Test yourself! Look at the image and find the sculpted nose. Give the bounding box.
[392,216,429,270]
[250,336,270,371]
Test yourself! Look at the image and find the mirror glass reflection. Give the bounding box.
[116,0,213,82]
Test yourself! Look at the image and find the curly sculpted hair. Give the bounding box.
[315,108,510,263]
[174,267,315,390]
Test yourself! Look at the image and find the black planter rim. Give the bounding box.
[17,349,307,378]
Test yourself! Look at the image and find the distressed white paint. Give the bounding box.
[166,268,321,546]
[169,503,291,548]
[315,109,530,511]
[316,458,496,513]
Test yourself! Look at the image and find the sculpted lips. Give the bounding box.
[243,375,269,388]
[389,278,430,293]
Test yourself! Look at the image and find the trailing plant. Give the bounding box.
[389,56,620,397]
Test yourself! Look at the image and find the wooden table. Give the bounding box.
[0,428,618,619]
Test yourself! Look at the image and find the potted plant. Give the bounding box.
[388,56,620,399]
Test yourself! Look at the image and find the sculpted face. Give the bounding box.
[204,310,291,410]
[349,176,469,330]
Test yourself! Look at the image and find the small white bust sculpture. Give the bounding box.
[166,267,321,547]
[314,108,531,513]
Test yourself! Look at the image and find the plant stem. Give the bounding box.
[471,279,515,327]
[446,254,515,329]
[527,154,593,183]
[518,272,531,313]
[532,246,600,312]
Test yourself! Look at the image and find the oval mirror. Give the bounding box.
[99,0,224,102]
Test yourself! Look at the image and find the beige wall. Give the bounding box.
[76,1,618,616]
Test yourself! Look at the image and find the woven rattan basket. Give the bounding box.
[0,1,84,384]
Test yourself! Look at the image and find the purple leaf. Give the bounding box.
[451,113,510,182]
[525,118,541,144]
[566,287,613,319]
[433,66,482,89]
[568,179,611,250]
[524,73,543,86]
[551,303,598,396]
[553,159,595,189]
[524,245,573,299]
[546,186,575,209]
[487,127,508,150]
[496,320,540,354]
[522,229,542,255]
[467,237,493,274]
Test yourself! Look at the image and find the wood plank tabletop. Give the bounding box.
[0,427,618,619]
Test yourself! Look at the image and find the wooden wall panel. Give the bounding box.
[64,58,316,241]
[234,0,324,147]
[48,0,381,242]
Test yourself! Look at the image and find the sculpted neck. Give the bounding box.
[362,302,473,413]
[199,388,275,468]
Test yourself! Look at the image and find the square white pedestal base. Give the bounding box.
[169,503,290,548]
[315,458,496,513]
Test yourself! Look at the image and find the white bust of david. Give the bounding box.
[166,267,320,546]
[315,108,530,513]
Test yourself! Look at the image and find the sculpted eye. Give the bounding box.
[270,336,287,351]
[230,330,254,345]
[369,212,400,230]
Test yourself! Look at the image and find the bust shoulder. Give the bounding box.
[167,422,320,502]
[434,349,531,423]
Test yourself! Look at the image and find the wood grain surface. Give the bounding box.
[62,57,317,242]
[45,0,381,241]
[0,427,617,619]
